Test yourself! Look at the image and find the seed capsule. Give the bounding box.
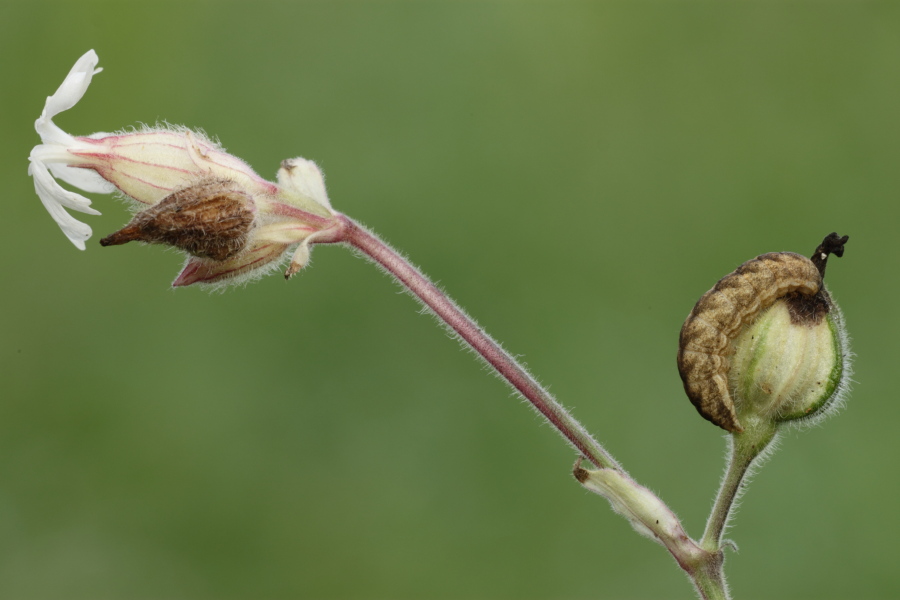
[677,234,849,433]
[99,179,256,261]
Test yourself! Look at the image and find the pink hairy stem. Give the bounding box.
[334,214,619,470]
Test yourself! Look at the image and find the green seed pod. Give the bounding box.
[677,234,850,433]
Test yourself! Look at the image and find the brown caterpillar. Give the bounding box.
[677,252,824,433]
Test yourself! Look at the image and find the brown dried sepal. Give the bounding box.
[100,179,255,261]
[677,252,822,432]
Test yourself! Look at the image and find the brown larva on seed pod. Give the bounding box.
[677,233,851,433]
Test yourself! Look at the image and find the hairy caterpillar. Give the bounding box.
[677,252,825,433]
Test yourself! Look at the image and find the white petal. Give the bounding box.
[47,162,116,194]
[35,50,101,144]
[28,159,99,250]
[43,50,100,119]
[30,142,116,194]
[28,156,101,215]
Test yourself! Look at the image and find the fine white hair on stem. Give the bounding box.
[341,227,525,385]
[711,430,782,543]
[340,216,619,470]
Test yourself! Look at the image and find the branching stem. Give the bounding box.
[333,214,749,600]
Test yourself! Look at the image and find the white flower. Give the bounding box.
[28,50,112,249]
[28,50,344,286]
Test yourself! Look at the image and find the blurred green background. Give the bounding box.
[1,1,898,598]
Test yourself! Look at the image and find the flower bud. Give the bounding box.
[677,234,850,433]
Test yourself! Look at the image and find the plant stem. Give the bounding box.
[339,215,619,470]
[701,418,778,552]
[690,561,730,600]
[337,215,743,599]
